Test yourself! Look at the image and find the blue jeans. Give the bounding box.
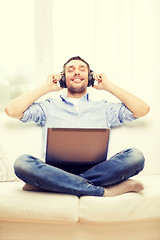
[14,148,145,197]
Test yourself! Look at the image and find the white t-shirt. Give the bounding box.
[68,98,80,111]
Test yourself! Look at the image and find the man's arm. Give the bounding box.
[5,74,62,119]
[92,73,150,118]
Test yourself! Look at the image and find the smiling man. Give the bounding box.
[64,59,89,97]
[5,56,150,197]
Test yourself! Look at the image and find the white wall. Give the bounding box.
[36,0,160,102]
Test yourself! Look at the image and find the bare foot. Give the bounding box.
[104,179,144,197]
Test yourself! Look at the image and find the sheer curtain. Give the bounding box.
[0,0,35,112]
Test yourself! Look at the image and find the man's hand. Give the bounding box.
[45,74,63,92]
[92,73,112,92]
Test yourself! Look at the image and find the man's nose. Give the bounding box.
[74,68,80,75]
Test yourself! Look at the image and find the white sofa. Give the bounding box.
[0,100,160,240]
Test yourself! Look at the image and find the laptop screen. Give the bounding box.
[46,128,110,175]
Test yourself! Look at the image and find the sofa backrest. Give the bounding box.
[0,91,159,176]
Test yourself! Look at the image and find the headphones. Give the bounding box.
[59,70,95,88]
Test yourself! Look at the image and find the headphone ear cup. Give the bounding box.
[88,74,91,87]
[88,73,94,87]
[60,74,67,88]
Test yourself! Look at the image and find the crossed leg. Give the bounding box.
[80,148,145,197]
[14,148,145,197]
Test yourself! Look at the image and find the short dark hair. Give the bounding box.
[63,56,90,73]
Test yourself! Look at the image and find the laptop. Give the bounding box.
[46,128,110,175]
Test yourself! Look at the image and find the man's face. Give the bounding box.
[65,60,89,96]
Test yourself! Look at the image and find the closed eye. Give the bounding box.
[68,67,74,72]
[80,66,86,71]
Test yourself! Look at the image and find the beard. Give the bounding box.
[67,83,87,95]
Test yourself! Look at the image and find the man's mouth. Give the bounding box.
[71,77,84,83]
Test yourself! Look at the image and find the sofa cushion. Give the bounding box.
[0,144,16,181]
[0,181,79,224]
[79,175,160,223]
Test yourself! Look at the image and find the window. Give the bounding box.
[1,0,159,112]
[0,0,35,112]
